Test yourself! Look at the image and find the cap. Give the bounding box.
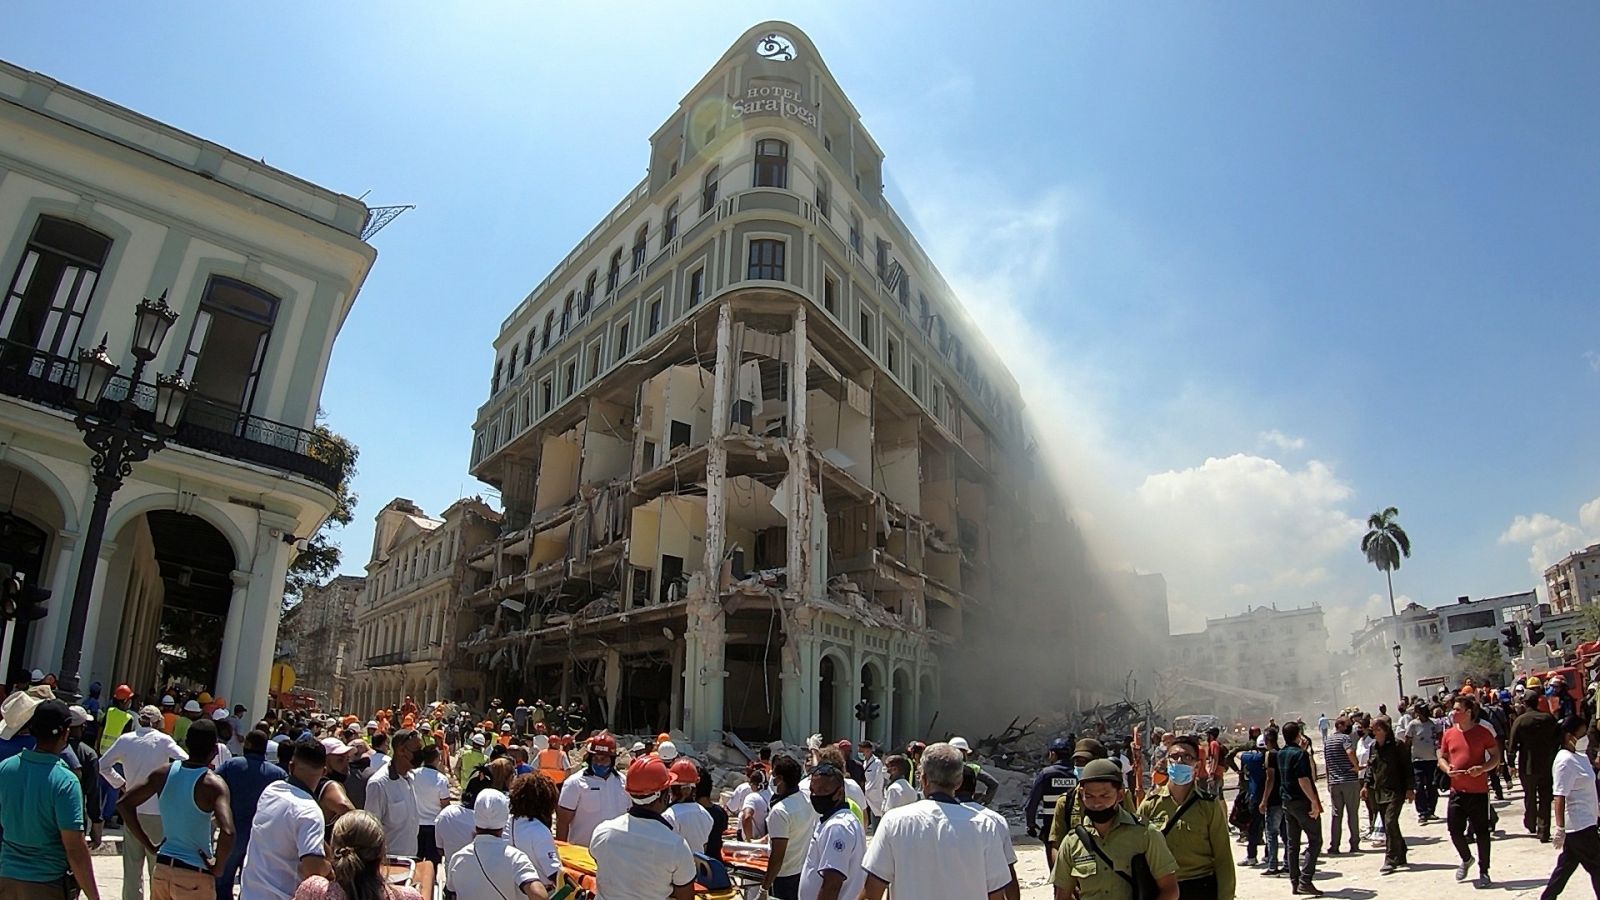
[473,789,511,830]
[1047,737,1072,753]
[67,705,92,727]
[161,695,175,706]
[1073,738,1107,761]
[838,739,853,753]
[138,704,162,723]
[471,733,487,747]
[948,736,970,752]
[28,668,44,683]
[27,699,71,739]
[1078,758,1123,785]
[183,700,202,714]
[211,708,229,721]
[657,740,679,761]
[625,755,673,797]
[113,684,134,701]
[320,737,352,756]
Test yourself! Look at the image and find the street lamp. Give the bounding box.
[55,291,191,698]
[1392,642,1405,706]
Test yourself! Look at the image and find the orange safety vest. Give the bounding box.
[538,748,567,782]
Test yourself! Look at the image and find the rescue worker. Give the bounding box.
[1024,737,1076,870]
[173,699,202,743]
[588,754,696,900]
[554,731,627,847]
[1048,739,1137,864]
[1137,734,1235,899]
[948,736,1000,806]
[457,732,489,784]
[1051,758,1180,900]
[98,685,137,755]
[533,734,568,784]
[662,757,714,854]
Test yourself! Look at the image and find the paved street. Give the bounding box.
[1013,779,1569,899]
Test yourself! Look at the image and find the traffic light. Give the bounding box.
[867,701,881,721]
[1501,624,1523,656]
[1527,619,1547,648]
[0,564,49,624]
[854,699,869,722]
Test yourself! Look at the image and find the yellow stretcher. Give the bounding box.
[555,842,741,899]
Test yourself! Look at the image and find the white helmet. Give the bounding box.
[949,736,971,752]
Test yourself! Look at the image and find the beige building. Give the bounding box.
[347,497,500,714]
[463,23,1113,744]
[1169,604,1332,712]
[0,58,375,713]
[277,574,365,709]
[1545,542,1600,613]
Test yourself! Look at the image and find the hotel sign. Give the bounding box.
[731,85,817,128]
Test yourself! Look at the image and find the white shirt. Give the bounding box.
[862,756,886,814]
[447,834,541,900]
[589,811,696,900]
[412,766,451,825]
[364,766,420,856]
[1554,748,1599,831]
[862,798,1012,897]
[368,751,389,772]
[211,743,232,767]
[727,781,753,817]
[239,780,323,900]
[663,800,715,854]
[558,769,630,847]
[884,778,918,811]
[798,807,866,900]
[966,801,1017,865]
[767,791,818,878]
[99,726,187,814]
[799,776,866,815]
[508,816,562,885]
[435,803,480,864]
[740,789,771,839]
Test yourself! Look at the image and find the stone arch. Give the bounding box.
[817,648,852,743]
[859,657,888,746]
[0,450,80,534]
[103,491,252,570]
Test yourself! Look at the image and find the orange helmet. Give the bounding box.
[669,757,700,786]
[626,755,674,796]
[113,684,133,701]
[656,732,672,744]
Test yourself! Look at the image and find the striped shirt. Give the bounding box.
[1323,731,1358,784]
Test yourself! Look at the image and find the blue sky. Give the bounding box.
[8,3,1598,646]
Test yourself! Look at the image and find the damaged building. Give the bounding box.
[461,23,1118,745]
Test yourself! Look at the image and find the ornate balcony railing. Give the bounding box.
[0,338,346,491]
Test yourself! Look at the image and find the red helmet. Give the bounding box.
[588,732,617,754]
[837,739,853,753]
[113,684,134,701]
[668,757,700,786]
[626,755,674,796]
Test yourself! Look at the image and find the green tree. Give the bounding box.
[1574,604,1600,643]
[1361,507,1412,617]
[1454,638,1508,687]
[282,418,358,611]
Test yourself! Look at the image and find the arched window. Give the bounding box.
[177,276,280,429]
[754,139,788,188]
[607,249,623,292]
[632,224,649,271]
[561,292,575,332]
[582,271,597,314]
[1,216,112,362]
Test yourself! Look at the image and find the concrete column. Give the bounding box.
[787,307,817,602]
[685,302,734,744]
[231,518,293,719]
[670,641,684,733]
[214,570,252,703]
[781,624,817,746]
[603,648,622,729]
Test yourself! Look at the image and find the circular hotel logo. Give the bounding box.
[756,33,797,62]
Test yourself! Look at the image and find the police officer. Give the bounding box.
[1026,737,1076,869]
[1048,739,1137,863]
[1051,758,1180,900]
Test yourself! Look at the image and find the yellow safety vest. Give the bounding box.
[99,706,133,754]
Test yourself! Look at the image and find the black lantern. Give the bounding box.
[130,291,178,361]
[153,371,191,433]
[73,340,117,407]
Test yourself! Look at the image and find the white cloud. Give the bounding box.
[1586,350,1600,373]
[1259,429,1306,451]
[1500,496,1600,576]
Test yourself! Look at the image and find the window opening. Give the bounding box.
[747,239,785,281]
[754,139,789,188]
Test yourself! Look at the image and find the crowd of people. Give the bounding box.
[1,671,1598,899]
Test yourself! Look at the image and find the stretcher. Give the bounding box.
[556,841,742,899]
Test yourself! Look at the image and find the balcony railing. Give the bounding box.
[0,338,346,491]
[363,650,412,668]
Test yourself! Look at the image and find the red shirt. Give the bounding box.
[1438,723,1497,794]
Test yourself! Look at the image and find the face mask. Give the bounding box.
[591,764,612,777]
[1167,763,1194,786]
[1073,766,1085,779]
[810,793,843,817]
[1084,804,1119,824]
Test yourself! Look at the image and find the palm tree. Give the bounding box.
[1361,507,1412,617]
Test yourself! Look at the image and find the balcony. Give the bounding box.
[0,339,347,491]
[363,650,412,668]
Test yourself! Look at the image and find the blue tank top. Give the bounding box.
[157,761,213,868]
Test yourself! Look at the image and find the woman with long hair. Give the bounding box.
[508,773,562,889]
[294,810,422,900]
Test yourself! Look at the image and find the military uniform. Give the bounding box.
[1049,784,1137,848]
[1051,807,1179,900]
[1137,786,1235,900]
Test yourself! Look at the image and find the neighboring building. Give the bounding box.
[1347,590,1544,693]
[463,23,1087,744]
[0,58,375,713]
[347,497,500,714]
[1546,542,1600,613]
[277,575,365,710]
[1169,604,1331,703]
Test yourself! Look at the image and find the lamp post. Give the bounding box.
[55,292,191,699]
[1392,642,1405,706]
